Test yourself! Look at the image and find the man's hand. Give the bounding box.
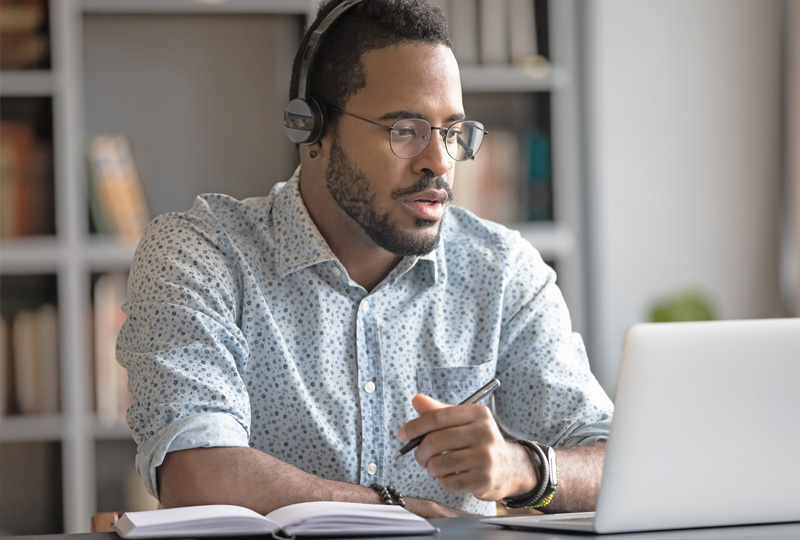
[397,394,537,502]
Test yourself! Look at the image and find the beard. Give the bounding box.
[325,133,453,257]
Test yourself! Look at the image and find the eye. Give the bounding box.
[393,126,417,138]
[446,128,462,142]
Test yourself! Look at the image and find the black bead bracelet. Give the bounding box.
[369,483,406,507]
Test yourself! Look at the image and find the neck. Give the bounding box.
[298,168,401,292]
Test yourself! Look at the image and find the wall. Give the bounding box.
[584,0,785,391]
[83,14,300,216]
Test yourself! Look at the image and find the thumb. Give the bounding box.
[411,393,450,415]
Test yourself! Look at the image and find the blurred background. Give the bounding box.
[0,0,797,534]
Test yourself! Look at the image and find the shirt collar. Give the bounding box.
[273,166,440,285]
[273,167,338,278]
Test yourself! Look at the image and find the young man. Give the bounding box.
[118,0,613,518]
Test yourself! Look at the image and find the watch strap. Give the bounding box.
[503,440,559,509]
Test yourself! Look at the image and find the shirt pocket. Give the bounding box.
[416,362,496,406]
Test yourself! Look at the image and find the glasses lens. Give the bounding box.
[445,121,485,161]
[389,118,431,159]
[388,118,486,161]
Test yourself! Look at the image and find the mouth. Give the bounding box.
[402,189,448,221]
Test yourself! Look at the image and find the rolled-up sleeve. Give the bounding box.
[117,205,252,499]
[493,233,614,447]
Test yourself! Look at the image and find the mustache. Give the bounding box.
[391,175,454,201]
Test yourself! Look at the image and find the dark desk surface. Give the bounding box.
[10,516,800,540]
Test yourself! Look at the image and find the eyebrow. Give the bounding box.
[378,110,467,124]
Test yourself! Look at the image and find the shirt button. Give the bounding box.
[364,381,376,393]
[332,266,342,276]
[366,463,378,475]
[361,300,370,312]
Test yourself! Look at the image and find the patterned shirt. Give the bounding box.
[118,168,613,515]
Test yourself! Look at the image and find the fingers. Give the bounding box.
[397,395,512,500]
[399,400,490,443]
[410,408,496,467]
[422,445,505,500]
[411,393,448,415]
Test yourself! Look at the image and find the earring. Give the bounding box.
[309,150,318,158]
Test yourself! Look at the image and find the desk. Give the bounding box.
[10,516,800,540]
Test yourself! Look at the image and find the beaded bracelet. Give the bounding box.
[370,483,393,505]
[386,485,406,508]
[369,483,406,507]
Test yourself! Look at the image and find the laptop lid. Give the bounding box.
[594,318,800,533]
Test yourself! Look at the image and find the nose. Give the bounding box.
[412,127,453,177]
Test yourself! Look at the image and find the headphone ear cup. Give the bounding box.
[307,97,328,144]
[283,96,328,145]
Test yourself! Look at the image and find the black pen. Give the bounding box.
[393,378,501,459]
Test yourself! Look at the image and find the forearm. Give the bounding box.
[158,446,464,518]
[542,442,606,514]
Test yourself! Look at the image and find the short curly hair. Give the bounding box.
[289,0,452,131]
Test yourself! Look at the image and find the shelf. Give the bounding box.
[0,414,64,442]
[85,238,138,270]
[0,71,55,97]
[0,237,62,273]
[460,65,568,93]
[79,0,312,15]
[0,237,136,273]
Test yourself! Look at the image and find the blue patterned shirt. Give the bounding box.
[118,168,613,515]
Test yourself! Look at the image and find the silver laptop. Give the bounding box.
[483,318,800,534]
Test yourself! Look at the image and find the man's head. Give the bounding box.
[291,0,473,260]
[289,0,452,136]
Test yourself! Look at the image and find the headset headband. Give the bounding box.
[284,0,365,144]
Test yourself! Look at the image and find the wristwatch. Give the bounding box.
[503,440,559,509]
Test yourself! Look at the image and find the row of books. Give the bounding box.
[0,125,150,241]
[0,0,50,70]
[432,0,548,70]
[0,118,55,238]
[0,303,59,416]
[0,272,131,420]
[93,271,131,425]
[453,127,552,224]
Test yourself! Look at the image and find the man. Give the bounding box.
[118,0,613,518]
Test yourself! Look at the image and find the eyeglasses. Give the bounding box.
[329,106,488,161]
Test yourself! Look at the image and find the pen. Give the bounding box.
[393,378,501,459]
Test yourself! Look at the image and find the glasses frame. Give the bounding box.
[328,106,488,161]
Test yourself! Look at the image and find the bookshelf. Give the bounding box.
[0,0,584,534]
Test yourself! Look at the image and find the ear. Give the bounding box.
[305,142,323,159]
[411,393,450,415]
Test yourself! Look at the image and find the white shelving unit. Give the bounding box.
[0,0,583,533]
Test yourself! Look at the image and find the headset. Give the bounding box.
[283,0,365,145]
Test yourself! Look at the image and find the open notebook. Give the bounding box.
[113,501,437,538]
[483,318,800,534]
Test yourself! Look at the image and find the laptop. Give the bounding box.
[482,318,800,534]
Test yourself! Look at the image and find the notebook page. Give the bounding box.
[267,501,436,535]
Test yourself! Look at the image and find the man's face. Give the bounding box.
[323,42,463,257]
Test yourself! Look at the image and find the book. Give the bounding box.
[453,128,522,224]
[112,501,438,539]
[0,121,34,238]
[0,314,10,416]
[0,118,56,237]
[449,0,478,65]
[0,0,49,70]
[509,0,538,65]
[11,304,59,415]
[87,135,151,243]
[479,0,508,65]
[35,303,59,414]
[93,272,130,423]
